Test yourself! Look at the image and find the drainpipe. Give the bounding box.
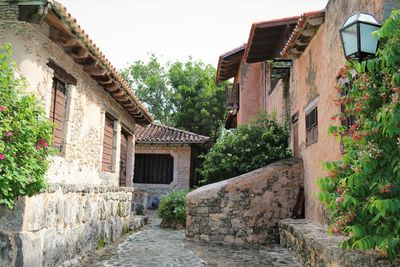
[0,0,49,24]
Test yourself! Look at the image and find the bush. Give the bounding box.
[318,10,400,260]
[158,190,188,227]
[199,113,291,184]
[0,43,54,208]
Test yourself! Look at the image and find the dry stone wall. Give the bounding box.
[0,184,141,267]
[186,158,303,245]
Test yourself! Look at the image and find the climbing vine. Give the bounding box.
[0,43,54,208]
[318,10,400,260]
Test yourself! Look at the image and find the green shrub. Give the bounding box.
[0,43,55,208]
[158,190,188,226]
[318,10,400,260]
[199,113,291,184]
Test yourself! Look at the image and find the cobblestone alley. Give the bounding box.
[80,212,302,267]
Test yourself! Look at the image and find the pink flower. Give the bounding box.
[0,153,4,160]
[38,139,48,148]
[336,196,344,203]
[5,131,13,137]
[0,106,7,111]
[35,145,41,151]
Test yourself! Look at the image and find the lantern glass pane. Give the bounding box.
[358,13,379,24]
[342,14,358,27]
[341,24,358,56]
[360,23,379,54]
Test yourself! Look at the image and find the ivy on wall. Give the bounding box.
[0,43,54,208]
[318,10,400,260]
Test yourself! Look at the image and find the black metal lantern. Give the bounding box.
[339,12,382,61]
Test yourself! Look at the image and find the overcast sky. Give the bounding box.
[57,0,328,70]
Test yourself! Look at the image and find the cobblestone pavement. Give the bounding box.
[80,212,303,267]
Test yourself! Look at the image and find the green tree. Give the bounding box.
[121,54,174,125]
[0,43,55,208]
[318,9,400,260]
[168,59,226,141]
[199,113,291,184]
[122,56,227,140]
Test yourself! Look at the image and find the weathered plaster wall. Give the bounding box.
[0,184,141,267]
[289,0,397,223]
[0,20,136,186]
[237,61,265,125]
[266,79,287,124]
[134,145,191,206]
[186,158,303,245]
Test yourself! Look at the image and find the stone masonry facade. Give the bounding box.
[134,145,191,208]
[0,184,142,267]
[0,18,136,186]
[186,158,303,245]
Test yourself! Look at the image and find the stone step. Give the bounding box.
[279,218,400,267]
[129,214,148,230]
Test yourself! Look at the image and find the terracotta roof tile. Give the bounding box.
[136,124,210,144]
[216,44,246,84]
[45,1,152,125]
[280,10,325,58]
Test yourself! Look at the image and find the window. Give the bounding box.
[306,107,318,146]
[134,154,173,184]
[102,115,115,172]
[50,77,67,154]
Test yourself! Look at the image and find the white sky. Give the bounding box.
[57,0,329,69]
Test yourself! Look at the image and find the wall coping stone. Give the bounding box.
[43,183,135,194]
[279,218,400,267]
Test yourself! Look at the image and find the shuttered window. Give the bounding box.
[306,107,318,146]
[134,154,173,184]
[50,77,67,154]
[102,115,115,172]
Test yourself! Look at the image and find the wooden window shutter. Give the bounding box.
[50,77,67,154]
[134,154,173,184]
[102,115,115,171]
[306,107,318,146]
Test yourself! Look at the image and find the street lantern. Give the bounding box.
[339,12,382,61]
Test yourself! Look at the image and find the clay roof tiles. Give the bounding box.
[280,10,325,58]
[243,15,300,63]
[136,124,210,145]
[216,44,246,84]
[44,1,152,125]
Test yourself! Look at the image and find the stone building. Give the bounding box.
[0,1,152,187]
[0,1,151,266]
[216,0,399,224]
[135,124,210,207]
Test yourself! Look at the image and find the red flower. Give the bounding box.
[330,116,337,121]
[0,106,7,111]
[39,139,48,148]
[343,164,349,171]
[363,94,369,101]
[332,226,342,235]
[0,153,4,160]
[35,145,41,151]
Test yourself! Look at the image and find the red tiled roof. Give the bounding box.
[243,16,300,63]
[136,124,210,144]
[280,10,325,58]
[216,44,246,84]
[43,2,152,125]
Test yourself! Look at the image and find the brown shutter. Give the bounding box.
[119,131,128,186]
[50,77,66,154]
[102,116,115,171]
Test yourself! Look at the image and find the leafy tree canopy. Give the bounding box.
[122,56,227,141]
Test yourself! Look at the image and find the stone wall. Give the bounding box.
[0,184,138,267]
[131,189,148,215]
[134,145,191,208]
[186,158,303,245]
[279,218,400,267]
[0,16,136,186]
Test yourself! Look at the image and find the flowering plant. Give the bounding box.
[0,43,54,208]
[318,10,400,260]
